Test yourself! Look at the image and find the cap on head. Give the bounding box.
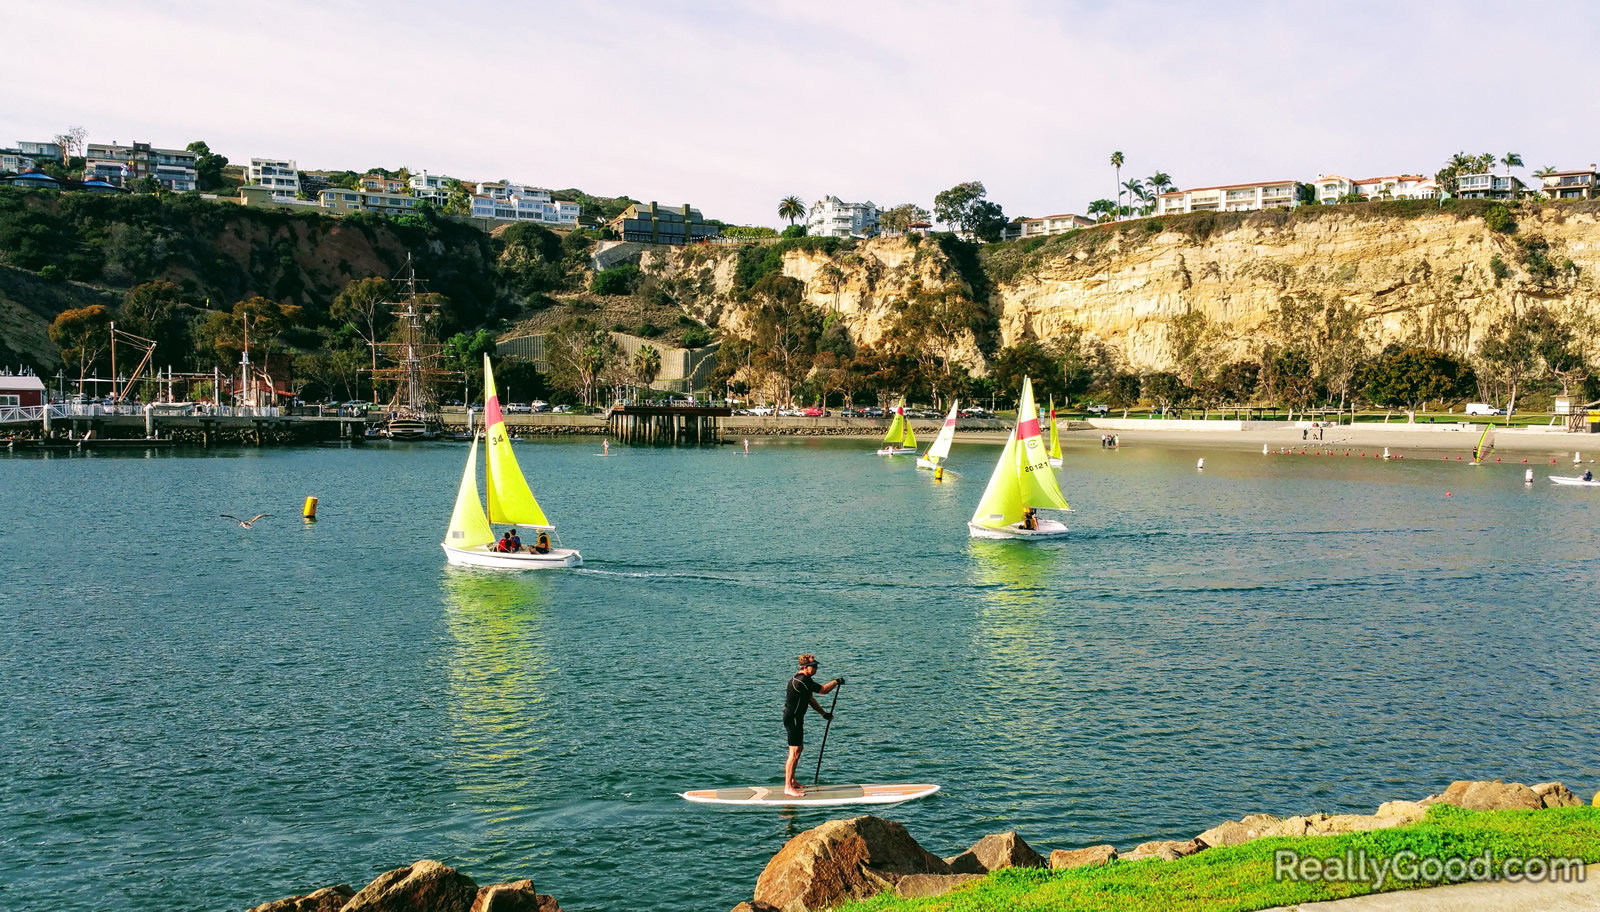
[798,653,819,668]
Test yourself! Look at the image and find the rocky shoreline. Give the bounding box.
[246,860,561,912]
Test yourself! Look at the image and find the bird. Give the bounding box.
[221,513,272,528]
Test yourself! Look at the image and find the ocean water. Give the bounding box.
[2,437,1598,911]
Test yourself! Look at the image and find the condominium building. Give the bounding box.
[317,188,417,216]
[1157,180,1299,215]
[1000,212,1095,242]
[0,147,34,173]
[408,170,456,204]
[360,173,408,194]
[246,157,300,201]
[1314,174,1438,203]
[468,181,580,226]
[607,201,719,245]
[805,196,880,237]
[1540,166,1597,200]
[1454,173,1526,199]
[84,142,197,191]
[4,140,63,172]
[18,140,63,162]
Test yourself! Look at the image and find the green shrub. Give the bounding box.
[680,327,711,348]
[781,224,807,238]
[590,264,641,295]
[39,264,63,282]
[635,322,660,338]
[1484,203,1516,233]
[1489,254,1509,282]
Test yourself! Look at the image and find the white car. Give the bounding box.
[748,406,776,416]
[1085,404,1110,416]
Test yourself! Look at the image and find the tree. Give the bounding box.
[879,203,930,235]
[119,280,190,369]
[933,181,987,234]
[1048,325,1108,404]
[1166,310,1219,385]
[895,282,982,406]
[185,140,229,191]
[1435,151,1496,196]
[591,264,641,295]
[50,304,111,385]
[991,342,1057,403]
[1122,178,1148,217]
[749,274,820,405]
[1261,346,1318,412]
[1477,305,1562,414]
[1501,152,1523,175]
[1086,198,1116,223]
[1147,171,1175,197]
[1107,372,1141,407]
[330,277,395,399]
[967,199,1007,242]
[1215,359,1260,403]
[778,196,806,226]
[546,316,615,406]
[1142,371,1189,414]
[633,344,662,396]
[1363,346,1474,416]
[440,328,497,399]
[1110,151,1125,221]
[443,179,471,216]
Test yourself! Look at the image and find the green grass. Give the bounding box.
[841,806,1600,912]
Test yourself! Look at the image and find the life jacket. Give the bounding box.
[536,533,551,552]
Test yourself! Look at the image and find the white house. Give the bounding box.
[1354,175,1436,200]
[409,169,457,204]
[1455,173,1526,199]
[806,196,880,237]
[468,181,579,227]
[84,142,197,191]
[1000,212,1094,242]
[1540,166,1597,200]
[246,157,300,201]
[1157,180,1299,215]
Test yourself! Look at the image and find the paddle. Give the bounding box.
[813,682,842,786]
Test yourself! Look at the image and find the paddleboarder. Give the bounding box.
[784,653,843,797]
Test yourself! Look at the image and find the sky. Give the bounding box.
[4,0,1597,227]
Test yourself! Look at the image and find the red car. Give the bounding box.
[802,407,828,417]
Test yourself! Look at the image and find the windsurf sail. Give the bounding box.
[1048,398,1062,462]
[443,433,496,549]
[1473,423,1495,463]
[482,354,553,529]
[970,377,1071,529]
[923,400,959,466]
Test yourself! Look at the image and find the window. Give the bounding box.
[0,395,19,407]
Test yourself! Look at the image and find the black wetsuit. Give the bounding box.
[784,671,822,747]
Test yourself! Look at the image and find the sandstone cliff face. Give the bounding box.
[643,204,1600,375]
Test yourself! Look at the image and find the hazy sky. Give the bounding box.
[5,1,1596,226]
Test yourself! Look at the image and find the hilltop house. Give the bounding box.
[1157,180,1299,215]
[246,157,300,201]
[469,181,580,227]
[1540,166,1597,200]
[1454,173,1526,199]
[84,142,197,191]
[805,196,880,237]
[317,188,417,216]
[1314,174,1438,204]
[408,170,456,204]
[360,173,408,194]
[1000,212,1094,241]
[607,202,719,245]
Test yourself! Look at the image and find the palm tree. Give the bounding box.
[1501,153,1523,175]
[778,196,805,226]
[1533,165,1558,178]
[1110,152,1125,220]
[1147,171,1174,199]
[1122,178,1146,218]
[632,345,661,399]
[1087,198,1116,223]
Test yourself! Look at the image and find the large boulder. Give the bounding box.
[944,831,1046,874]
[1121,838,1207,862]
[343,860,481,912]
[1533,782,1581,808]
[751,816,951,912]
[1424,780,1541,811]
[245,885,354,912]
[1049,845,1116,870]
[471,879,561,912]
[1375,800,1427,823]
[1307,814,1409,836]
[894,874,983,899]
[1197,814,1290,848]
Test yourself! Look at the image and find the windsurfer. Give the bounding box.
[784,654,842,797]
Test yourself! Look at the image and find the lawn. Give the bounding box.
[841,806,1600,912]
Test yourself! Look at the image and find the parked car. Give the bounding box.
[803,407,827,417]
[748,406,776,416]
[778,407,804,417]
[505,402,532,413]
[551,404,572,414]
[531,400,550,412]
[863,407,885,418]
[839,408,861,418]
[1085,404,1110,416]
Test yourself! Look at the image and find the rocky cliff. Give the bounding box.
[645,201,1600,374]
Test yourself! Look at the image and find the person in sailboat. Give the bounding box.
[534,531,551,554]
[1584,470,1593,483]
[1022,507,1039,531]
[508,528,523,551]
[784,654,843,797]
[496,531,514,552]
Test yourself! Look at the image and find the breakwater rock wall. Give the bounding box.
[731,777,1587,911]
[247,859,561,912]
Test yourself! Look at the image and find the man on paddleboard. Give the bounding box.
[784,654,843,797]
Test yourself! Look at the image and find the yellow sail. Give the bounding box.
[1474,423,1495,462]
[1048,397,1062,461]
[903,416,917,449]
[924,400,959,464]
[970,377,1070,528]
[883,403,906,444]
[482,354,553,530]
[444,433,496,549]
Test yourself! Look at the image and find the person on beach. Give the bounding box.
[784,654,842,797]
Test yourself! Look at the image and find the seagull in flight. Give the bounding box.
[221,513,272,528]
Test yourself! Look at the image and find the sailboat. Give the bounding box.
[441,355,582,569]
[968,377,1072,539]
[1468,423,1495,465]
[877,400,918,455]
[1047,397,1063,468]
[917,400,959,470]
[373,258,444,440]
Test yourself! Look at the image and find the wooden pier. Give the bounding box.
[604,404,730,446]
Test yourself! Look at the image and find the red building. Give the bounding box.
[0,372,46,409]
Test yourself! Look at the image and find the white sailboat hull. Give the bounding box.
[1550,476,1600,487]
[1048,457,1063,467]
[967,517,1070,539]
[442,543,583,569]
[879,446,917,456]
[916,457,940,470]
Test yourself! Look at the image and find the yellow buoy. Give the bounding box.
[303,496,318,521]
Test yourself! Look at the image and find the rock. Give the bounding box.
[1122,838,1207,862]
[730,904,780,912]
[1375,800,1427,823]
[1196,813,1289,848]
[1533,782,1581,808]
[1307,814,1408,836]
[894,874,983,899]
[1424,780,1541,812]
[1049,845,1117,870]
[535,896,560,912]
[245,885,354,912]
[751,815,950,912]
[470,879,545,912]
[945,831,1046,874]
[343,860,480,912]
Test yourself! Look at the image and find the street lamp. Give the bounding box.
[55,369,63,402]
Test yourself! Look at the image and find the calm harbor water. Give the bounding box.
[3,437,1598,911]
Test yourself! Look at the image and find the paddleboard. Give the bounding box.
[681,783,939,807]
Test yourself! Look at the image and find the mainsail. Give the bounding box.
[1474,423,1496,463]
[444,434,496,549]
[1048,398,1062,462]
[883,402,906,445]
[923,400,959,465]
[482,354,553,530]
[970,377,1071,529]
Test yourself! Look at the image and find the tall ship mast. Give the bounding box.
[370,256,447,440]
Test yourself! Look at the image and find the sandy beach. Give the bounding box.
[1051,422,1599,459]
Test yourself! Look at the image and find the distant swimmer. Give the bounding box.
[220,513,272,528]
